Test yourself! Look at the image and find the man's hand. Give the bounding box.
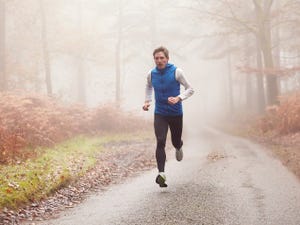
[143,102,151,111]
[168,96,181,105]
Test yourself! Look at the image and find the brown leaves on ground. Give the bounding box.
[0,92,148,164]
[207,151,226,162]
[0,139,157,224]
[206,152,226,162]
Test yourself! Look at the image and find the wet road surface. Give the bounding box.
[32,127,300,225]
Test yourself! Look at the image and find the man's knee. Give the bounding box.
[156,138,166,149]
[172,139,182,149]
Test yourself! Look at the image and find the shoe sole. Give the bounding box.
[156,175,168,188]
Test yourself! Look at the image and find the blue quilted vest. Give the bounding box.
[151,63,183,116]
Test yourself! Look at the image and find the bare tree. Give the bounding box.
[226,38,234,114]
[191,0,281,108]
[115,0,122,105]
[149,0,157,49]
[39,0,52,96]
[0,0,6,91]
[277,0,300,92]
[77,0,86,104]
[253,0,279,105]
[256,36,266,113]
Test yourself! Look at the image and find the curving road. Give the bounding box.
[32,126,300,225]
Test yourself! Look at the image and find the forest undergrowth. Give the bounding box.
[0,92,147,164]
[0,92,151,211]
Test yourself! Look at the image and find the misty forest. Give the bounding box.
[0,0,300,224]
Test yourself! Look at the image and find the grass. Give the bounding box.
[0,132,151,210]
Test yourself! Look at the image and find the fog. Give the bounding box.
[1,0,299,124]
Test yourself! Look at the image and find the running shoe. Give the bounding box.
[155,173,168,188]
[176,147,183,161]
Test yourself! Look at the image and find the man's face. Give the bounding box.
[154,51,168,70]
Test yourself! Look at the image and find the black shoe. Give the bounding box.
[155,174,168,188]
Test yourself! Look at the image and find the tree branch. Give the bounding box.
[223,0,257,34]
[177,5,257,34]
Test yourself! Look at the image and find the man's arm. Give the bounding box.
[175,68,194,100]
[143,71,152,111]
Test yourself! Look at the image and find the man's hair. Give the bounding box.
[153,46,169,59]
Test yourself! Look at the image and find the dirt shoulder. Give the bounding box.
[220,122,300,181]
[250,132,300,179]
[0,137,164,225]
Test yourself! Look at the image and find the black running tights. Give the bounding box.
[154,114,183,172]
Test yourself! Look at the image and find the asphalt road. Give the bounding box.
[33,127,300,225]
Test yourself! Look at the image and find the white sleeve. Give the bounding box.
[175,68,194,100]
[145,70,153,102]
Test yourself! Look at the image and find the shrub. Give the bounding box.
[0,92,148,163]
[258,92,300,134]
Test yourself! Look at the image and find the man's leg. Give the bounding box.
[169,115,183,149]
[169,115,183,161]
[154,114,168,172]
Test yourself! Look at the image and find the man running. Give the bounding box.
[143,46,194,187]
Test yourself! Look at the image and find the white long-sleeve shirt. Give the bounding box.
[145,68,194,102]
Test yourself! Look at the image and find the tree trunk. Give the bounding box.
[244,52,253,109]
[150,0,157,49]
[242,34,254,110]
[297,50,300,91]
[226,46,234,114]
[77,0,86,104]
[115,41,121,105]
[256,36,266,113]
[115,0,122,105]
[254,0,279,106]
[273,0,281,93]
[246,73,253,109]
[0,0,6,91]
[77,59,86,104]
[261,24,278,105]
[40,0,52,96]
